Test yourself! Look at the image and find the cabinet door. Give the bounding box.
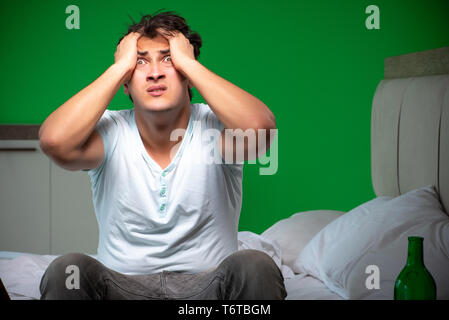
[0,140,50,254]
[50,162,98,255]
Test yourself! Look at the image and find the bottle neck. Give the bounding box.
[406,237,424,266]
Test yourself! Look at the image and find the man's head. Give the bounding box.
[118,11,202,110]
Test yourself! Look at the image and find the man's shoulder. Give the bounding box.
[192,102,215,116]
[97,108,134,130]
[191,103,220,125]
[102,108,133,120]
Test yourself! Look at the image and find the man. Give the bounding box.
[38,11,285,300]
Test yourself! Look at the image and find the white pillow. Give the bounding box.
[293,185,449,300]
[261,210,345,268]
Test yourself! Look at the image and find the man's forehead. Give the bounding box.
[137,34,169,53]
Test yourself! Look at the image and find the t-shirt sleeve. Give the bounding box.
[201,103,244,167]
[204,105,225,133]
[200,104,243,204]
[83,109,119,175]
[200,104,224,164]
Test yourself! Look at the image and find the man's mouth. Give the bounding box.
[147,85,167,97]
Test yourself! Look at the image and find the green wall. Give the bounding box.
[1,0,448,233]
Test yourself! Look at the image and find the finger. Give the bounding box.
[119,32,139,45]
[155,28,165,35]
[156,28,175,39]
[131,32,142,39]
[125,32,140,40]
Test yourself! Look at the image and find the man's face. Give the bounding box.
[124,34,191,111]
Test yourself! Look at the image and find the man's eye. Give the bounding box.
[136,58,146,65]
[163,55,172,63]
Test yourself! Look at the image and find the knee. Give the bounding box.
[225,250,278,276]
[43,253,94,280]
[39,253,98,299]
[219,249,287,299]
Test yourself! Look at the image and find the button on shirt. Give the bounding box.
[86,103,243,275]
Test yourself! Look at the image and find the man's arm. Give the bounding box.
[39,32,141,167]
[160,30,276,163]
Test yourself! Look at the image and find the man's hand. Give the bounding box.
[114,32,142,83]
[157,28,196,76]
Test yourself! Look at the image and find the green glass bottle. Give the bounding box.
[394,236,436,300]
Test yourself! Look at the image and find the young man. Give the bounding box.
[38,11,285,300]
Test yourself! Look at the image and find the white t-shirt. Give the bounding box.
[86,103,243,275]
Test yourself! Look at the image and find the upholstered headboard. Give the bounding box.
[371,46,449,213]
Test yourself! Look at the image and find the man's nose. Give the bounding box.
[147,63,165,81]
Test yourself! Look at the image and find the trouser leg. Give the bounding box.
[39,253,162,300]
[40,253,107,299]
[216,249,287,300]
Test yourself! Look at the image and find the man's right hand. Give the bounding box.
[114,32,142,84]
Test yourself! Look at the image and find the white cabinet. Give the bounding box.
[0,140,50,254]
[50,163,98,255]
[0,140,98,255]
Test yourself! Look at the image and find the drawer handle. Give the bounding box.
[0,148,37,152]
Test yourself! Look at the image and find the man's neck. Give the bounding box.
[134,103,191,156]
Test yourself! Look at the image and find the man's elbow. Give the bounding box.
[39,132,69,165]
[259,109,276,131]
[254,113,277,158]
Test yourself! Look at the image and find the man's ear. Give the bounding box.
[188,80,194,90]
[124,82,129,95]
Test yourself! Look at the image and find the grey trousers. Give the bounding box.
[39,249,287,300]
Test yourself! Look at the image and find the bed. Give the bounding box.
[1,46,448,300]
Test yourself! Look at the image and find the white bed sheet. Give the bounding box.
[0,232,342,300]
[284,274,343,300]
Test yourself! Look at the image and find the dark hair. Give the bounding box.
[118,10,202,102]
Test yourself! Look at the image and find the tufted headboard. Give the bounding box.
[371,46,449,213]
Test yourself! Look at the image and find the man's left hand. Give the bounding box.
[157,28,196,75]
